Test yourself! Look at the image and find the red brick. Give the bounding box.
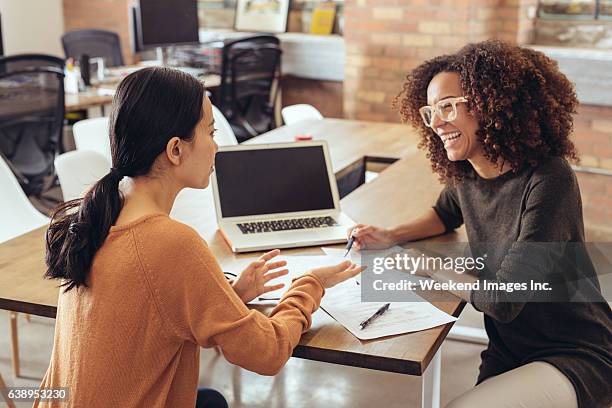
[578,105,612,117]
[497,7,519,19]
[343,8,372,20]
[350,21,387,32]
[573,117,593,129]
[593,144,612,159]
[575,142,593,156]
[573,130,612,145]
[577,174,607,194]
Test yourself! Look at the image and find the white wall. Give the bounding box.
[0,0,64,57]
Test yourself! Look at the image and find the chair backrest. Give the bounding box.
[217,35,281,142]
[218,35,280,98]
[54,150,111,202]
[0,54,65,196]
[72,117,111,161]
[281,104,324,125]
[211,104,238,146]
[62,29,124,67]
[0,155,49,243]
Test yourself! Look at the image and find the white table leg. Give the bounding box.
[421,347,441,408]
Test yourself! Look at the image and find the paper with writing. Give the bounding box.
[320,279,457,340]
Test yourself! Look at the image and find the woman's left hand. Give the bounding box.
[232,249,289,303]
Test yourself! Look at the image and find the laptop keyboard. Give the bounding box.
[237,216,338,234]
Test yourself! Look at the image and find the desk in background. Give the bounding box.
[0,119,466,408]
[65,65,221,113]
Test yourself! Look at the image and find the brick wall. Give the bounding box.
[343,0,537,122]
[577,171,612,234]
[573,107,612,234]
[573,106,612,171]
[63,0,134,64]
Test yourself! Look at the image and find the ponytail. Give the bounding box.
[45,170,123,291]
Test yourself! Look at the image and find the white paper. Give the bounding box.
[321,246,361,263]
[320,279,457,340]
[321,244,406,263]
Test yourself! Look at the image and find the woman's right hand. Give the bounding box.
[308,260,363,289]
[347,224,396,250]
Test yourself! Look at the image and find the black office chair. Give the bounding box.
[216,35,282,142]
[62,29,124,67]
[0,54,65,197]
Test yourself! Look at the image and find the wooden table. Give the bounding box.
[0,119,466,408]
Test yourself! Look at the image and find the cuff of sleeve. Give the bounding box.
[432,206,454,233]
[292,273,326,297]
[470,289,482,312]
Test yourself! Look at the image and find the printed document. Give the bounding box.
[320,279,457,340]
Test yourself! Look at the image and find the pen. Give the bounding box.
[345,234,355,257]
[359,303,391,330]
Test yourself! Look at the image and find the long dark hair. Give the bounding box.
[45,67,205,291]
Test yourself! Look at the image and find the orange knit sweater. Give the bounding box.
[35,214,324,407]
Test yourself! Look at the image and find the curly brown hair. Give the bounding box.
[394,40,580,183]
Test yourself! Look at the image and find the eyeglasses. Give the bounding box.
[419,96,468,128]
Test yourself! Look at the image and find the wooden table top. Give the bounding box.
[0,118,466,375]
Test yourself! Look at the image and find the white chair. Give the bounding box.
[0,156,49,243]
[0,155,49,379]
[72,117,111,161]
[281,104,323,125]
[212,104,238,146]
[54,151,111,201]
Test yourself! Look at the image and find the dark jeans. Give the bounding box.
[195,387,228,408]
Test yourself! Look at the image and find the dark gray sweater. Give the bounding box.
[433,157,611,408]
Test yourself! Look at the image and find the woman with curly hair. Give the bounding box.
[349,40,611,408]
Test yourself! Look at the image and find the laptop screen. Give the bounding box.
[214,145,335,218]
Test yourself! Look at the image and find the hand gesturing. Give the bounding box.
[232,249,289,303]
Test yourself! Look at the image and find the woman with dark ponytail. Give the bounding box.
[37,67,361,408]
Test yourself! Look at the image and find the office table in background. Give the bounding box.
[64,65,221,113]
[0,119,467,408]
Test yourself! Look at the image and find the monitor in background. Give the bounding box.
[133,0,199,50]
[130,5,142,54]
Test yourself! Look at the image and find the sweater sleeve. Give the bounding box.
[132,219,324,376]
[433,185,464,232]
[471,162,580,323]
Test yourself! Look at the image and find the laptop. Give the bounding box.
[211,141,355,253]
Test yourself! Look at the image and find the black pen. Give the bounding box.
[345,234,355,257]
[359,303,390,330]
